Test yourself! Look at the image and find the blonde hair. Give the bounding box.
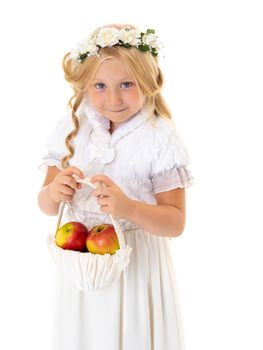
[61,24,171,169]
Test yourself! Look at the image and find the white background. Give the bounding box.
[0,0,262,349]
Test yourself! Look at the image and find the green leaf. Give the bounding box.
[119,41,130,48]
[138,44,150,52]
[146,29,155,34]
[79,53,88,60]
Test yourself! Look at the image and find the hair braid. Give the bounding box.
[61,93,83,169]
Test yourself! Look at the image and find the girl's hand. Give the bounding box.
[48,166,85,203]
[91,175,134,219]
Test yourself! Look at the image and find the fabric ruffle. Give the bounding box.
[151,165,195,193]
[47,235,132,291]
[38,154,64,173]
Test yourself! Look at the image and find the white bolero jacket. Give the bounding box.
[39,99,194,230]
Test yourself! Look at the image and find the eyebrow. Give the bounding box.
[92,77,133,82]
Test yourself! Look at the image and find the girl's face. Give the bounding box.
[87,57,146,132]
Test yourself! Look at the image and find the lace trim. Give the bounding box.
[151,165,195,193]
[65,204,139,232]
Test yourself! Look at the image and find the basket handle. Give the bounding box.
[55,176,126,249]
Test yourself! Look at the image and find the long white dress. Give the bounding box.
[39,99,194,350]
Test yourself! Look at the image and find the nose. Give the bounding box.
[108,89,122,106]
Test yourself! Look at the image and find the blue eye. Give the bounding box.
[121,82,133,88]
[95,82,106,90]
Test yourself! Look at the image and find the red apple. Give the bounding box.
[56,221,89,252]
[86,224,120,255]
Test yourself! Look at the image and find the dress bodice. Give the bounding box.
[39,98,194,228]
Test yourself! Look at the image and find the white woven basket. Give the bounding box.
[47,177,132,291]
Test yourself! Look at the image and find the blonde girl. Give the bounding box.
[38,23,194,350]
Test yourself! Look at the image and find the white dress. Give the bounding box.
[39,99,194,350]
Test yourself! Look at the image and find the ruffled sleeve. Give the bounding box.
[39,113,73,173]
[149,118,194,193]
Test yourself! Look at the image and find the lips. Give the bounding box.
[108,108,126,113]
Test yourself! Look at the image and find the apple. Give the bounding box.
[86,224,120,255]
[56,221,89,252]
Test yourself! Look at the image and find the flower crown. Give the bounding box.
[69,27,163,64]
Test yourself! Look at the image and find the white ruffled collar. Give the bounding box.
[79,97,151,146]
[75,97,153,165]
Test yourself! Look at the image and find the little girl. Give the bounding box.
[38,23,194,350]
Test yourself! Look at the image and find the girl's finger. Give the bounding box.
[63,166,85,179]
[62,176,79,189]
[91,175,114,187]
[97,197,108,206]
[99,205,109,214]
[93,186,110,197]
[61,185,75,196]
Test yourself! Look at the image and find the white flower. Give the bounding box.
[95,27,120,48]
[119,28,141,46]
[142,33,162,50]
[78,37,98,55]
[69,48,80,60]
[69,37,98,60]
